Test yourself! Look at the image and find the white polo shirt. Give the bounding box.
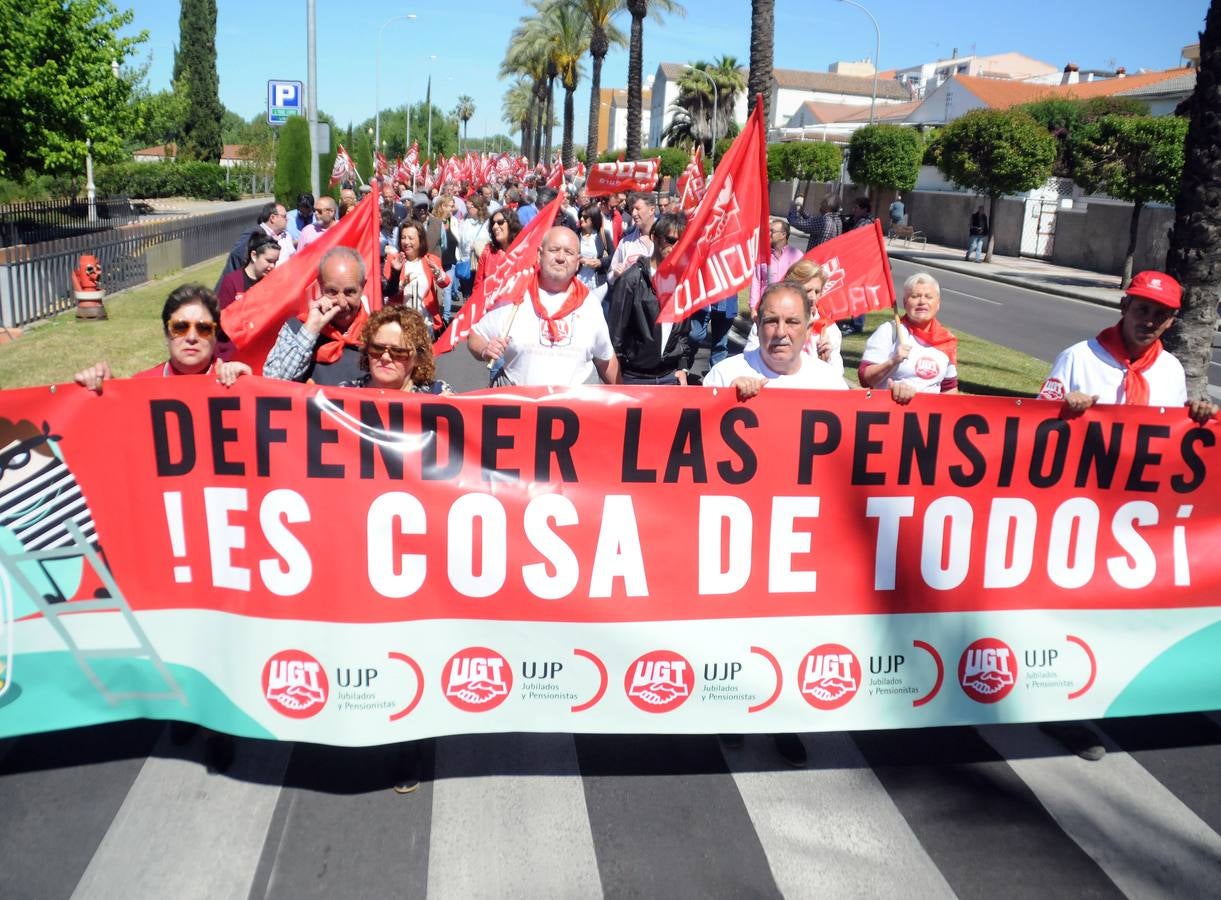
[862,320,957,393]
[705,348,848,391]
[1038,338,1188,406]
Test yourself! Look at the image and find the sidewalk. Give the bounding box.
[884,238,1124,310]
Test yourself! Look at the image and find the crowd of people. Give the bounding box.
[67,174,1216,776]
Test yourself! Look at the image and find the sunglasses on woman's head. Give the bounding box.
[168,319,216,338]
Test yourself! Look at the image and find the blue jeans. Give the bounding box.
[442,266,457,321]
[689,297,738,369]
[968,235,986,262]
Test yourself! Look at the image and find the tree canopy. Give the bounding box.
[847,125,923,191]
[0,0,147,178]
[1071,114,1187,205]
[936,109,1056,198]
[1015,95,1146,175]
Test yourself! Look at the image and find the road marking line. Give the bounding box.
[725,733,955,898]
[943,288,1003,306]
[979,723,1221,898]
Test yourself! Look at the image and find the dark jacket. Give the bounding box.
[970,211,989,236]
[607,259,691,380]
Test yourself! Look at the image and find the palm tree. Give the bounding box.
[747,0,774,125]
[625,0,685,158]
[1164,0,1221,399]
[502,80,534,158]
[537,0,590,169]
[662,57,745,155]
[452,95,476,155]
[566,0,627,162]
[501,16,550,162]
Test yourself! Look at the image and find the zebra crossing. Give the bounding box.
[1,715,1220,899]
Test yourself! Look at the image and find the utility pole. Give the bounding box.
[307,0,319,195]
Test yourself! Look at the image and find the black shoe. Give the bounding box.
[773,733,808,768]
[204,733,236,773]
[720,733,744,749]
[394,742,422,794]
[1039,722,1105,761]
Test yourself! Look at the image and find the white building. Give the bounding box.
[891,51,1058,99]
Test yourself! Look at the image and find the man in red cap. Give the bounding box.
[1039,270,1216,424]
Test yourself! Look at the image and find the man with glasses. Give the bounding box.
[468,227,620,387]
[263,247,373,385]
[298,196,338,251]
[217,201,293,288]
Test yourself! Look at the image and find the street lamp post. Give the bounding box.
[376,13,416,151]
[836,0,879,125]
[683,65,718,158]
[425,55,437,159]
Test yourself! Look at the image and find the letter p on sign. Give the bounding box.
[267,80,304,125]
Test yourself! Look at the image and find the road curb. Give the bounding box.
[888,252,1122,311]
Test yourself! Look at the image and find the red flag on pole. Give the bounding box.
[676,144,707,215]
[546,159,564,189]
[374,151,389,178]
[654,97,769,324]
[329,144,357,187]
[220,191,383,373]
[584,157,661,196]
[801,219,898,322]
[433,191,567,355]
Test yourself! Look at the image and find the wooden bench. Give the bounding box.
[888,224,926,247]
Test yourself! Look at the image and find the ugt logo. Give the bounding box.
[958,637,1017,704]
[263,649,329,719]
[443,647,512,712]
[624,650,693,713]
[798,643,861,710]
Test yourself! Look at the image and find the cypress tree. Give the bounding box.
[177,0,223,162]
[274,116,312,206]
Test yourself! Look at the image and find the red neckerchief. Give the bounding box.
[1096,322,1161,406]
[310,302,369,364]
[528,270,589,342]
[901,314,958,365]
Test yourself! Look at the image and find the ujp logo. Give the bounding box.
[958,637,1017,703]
[798,643,860,710]
[624,650,693,713]
[443,647,512,712]
[263,649,329,719]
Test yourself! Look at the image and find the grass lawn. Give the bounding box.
[0,257,225,390]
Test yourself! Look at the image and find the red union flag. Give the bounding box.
[802,219,898,321]
[546,159,564,189]
[432,191,567,355]
[220,190,383,373]
[654,99,769,323]
[676,144,707,214]
[584,158,661,196]
[404,142,420,173]
[329,144,357,187]
[374,151,389,178]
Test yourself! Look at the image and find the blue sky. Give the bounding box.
[121,0,1207,143]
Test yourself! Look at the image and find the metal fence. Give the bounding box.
[0,206,251,329]
[0,196,140,248]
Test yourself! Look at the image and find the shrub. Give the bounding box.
[94,160,241,200]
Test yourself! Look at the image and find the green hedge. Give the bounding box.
[767,141,842,182]
[94,160,242,200]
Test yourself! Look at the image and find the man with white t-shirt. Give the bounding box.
[468,227,621,386]
[1038,269,1216,425]
[705,281,848,399]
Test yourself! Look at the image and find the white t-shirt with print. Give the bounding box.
[705,348,848,391]
[472,283,612,386]
[862,320,957,393]
[1038,338,1187,406]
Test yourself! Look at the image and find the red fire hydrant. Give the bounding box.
[72,255,107,320]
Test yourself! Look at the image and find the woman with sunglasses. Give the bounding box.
[606,212,692,385]
[576,204,611,291]
[340,306,452,394]
[216,232,280,311]
[472,208,522,297]
[73,284,250,391]
[382,221,451,337]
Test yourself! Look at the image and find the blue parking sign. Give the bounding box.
[267,80,304,126]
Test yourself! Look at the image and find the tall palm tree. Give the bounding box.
[747,0,774,126]
[1164,0,1221,398]
[502,79,534,158]
[625,0,685,158]
[452,95,476,155]
[538,0,590,169]
[501,16,550,162]
[566,0,627,162]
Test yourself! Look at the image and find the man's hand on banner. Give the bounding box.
[74,361,113,394]
[730,376,767,401]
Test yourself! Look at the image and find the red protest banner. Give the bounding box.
[0,380,1217,743]
[584,158,661,196]
[220,190,383,372]
[802,219,898,321]
[655,98,769,323]
[676,144,707,215]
